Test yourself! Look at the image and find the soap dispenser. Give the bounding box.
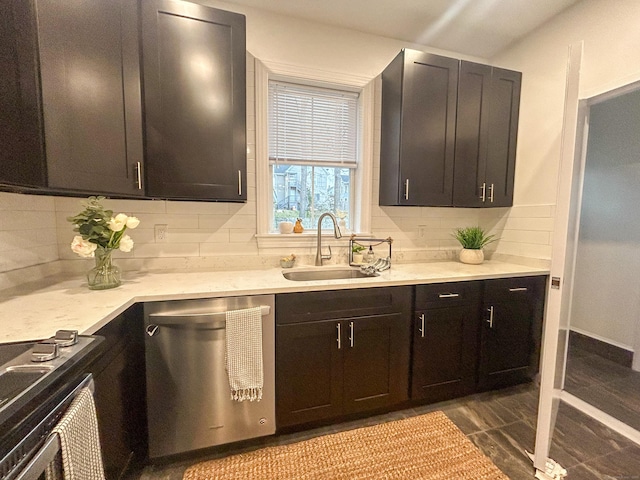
[365,245,375,264]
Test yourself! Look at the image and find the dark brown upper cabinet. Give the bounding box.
[141,0,247,201]
[453,62,521,207]
[379,49,459,206]
[379,50,521,208]
[0,1,46,188]
[0,0,145,196]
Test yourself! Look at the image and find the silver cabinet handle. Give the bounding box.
[238,170,242,196]
[146,324,159,337]
[509,287,528,292]
[480,182,486,202]
[404,179,410,200]
[135,162,143,190]
[419,313,425,338]
[486,306,494,328]
[489,183,494,203]
[349,321,354,348]
[438,293,460,298]
[337,323,341,350]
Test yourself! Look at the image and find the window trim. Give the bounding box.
[255,59,373,245]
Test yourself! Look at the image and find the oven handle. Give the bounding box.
[11,374,94,480]
[13,435,60,480]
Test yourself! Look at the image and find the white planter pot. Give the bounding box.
[459,248,484,265]
[352,253,364,264]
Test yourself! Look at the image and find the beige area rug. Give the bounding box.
[182,411,508,479]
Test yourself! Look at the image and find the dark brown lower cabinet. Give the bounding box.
[90,304,147,480]
[478,276,546,390]
[275,319,343,427]
[411,282,482,403]
[276,287,411,429]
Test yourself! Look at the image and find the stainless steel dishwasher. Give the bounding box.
[144,295,275,458]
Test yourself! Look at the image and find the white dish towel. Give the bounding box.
[46,387,106,480]
[225,306,264,402]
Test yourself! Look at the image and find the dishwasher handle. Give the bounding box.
[147,305,271,329]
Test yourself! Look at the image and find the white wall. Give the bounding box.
[569,89,640,348]
[491,0,640,207]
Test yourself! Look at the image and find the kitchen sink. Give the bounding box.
[282,268,376,281]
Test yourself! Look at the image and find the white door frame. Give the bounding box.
[533,45,640,472]
[533,41,583,473]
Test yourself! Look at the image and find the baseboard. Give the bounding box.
[569,330,633,368]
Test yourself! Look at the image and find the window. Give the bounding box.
[268,80,358,231]
[255,60,374,242]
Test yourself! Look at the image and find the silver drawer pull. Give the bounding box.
[509,287,528,292]
[135,162,143,190]
[419,313,425,338]
[349,321,354,348]
[486,306,494,328]
[337,323,341,350]
[438,293,460,298]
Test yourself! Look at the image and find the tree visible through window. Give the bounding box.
[269,80,359,231]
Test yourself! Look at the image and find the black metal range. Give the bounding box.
[0,332,102,479]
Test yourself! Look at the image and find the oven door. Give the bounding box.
[0,374,96,480]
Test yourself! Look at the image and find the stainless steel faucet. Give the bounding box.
[315,212,342,266]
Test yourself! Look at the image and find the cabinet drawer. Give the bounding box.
[276,286,411,325]
[483,276,546,300]
[415,281,482,308]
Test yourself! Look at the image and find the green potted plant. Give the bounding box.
[351,243,366,264]
[452,226,496,265]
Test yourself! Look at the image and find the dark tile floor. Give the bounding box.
[565,339,640,432]
[133,344,640,480]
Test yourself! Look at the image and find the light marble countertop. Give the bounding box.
[0,260,548,344]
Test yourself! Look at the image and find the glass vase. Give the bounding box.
[87,247,121,290]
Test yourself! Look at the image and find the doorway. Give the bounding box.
[563,84,640,430]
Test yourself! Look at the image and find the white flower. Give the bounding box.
[125,216,140,229]
[118,235,134,252]
[71,235,97,258]
[108,213,128,232]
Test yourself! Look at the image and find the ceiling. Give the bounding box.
[221,0,582,58]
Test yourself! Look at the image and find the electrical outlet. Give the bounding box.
[155,224,168,243]
[417,225,427,238]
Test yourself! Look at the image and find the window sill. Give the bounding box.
[256,232,372,250]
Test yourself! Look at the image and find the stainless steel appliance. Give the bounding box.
[0,332,100,479]
[144,295,276,458]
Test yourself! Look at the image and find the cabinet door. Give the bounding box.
[412,282,481,402]
[141,0,246,201]
[276,320,343,428]
[400,51,458,206]
[379,50,458,206]
[37,0,144,195]
[0,0,46,188]
[91,304,146,480]
[452,61,491,207]
[342,314,410,414]
[479,276,546,390]
[485,67,521,207]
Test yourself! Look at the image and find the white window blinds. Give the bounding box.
[268,80,359,168]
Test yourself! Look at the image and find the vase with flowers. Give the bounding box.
[68,196,140,290]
